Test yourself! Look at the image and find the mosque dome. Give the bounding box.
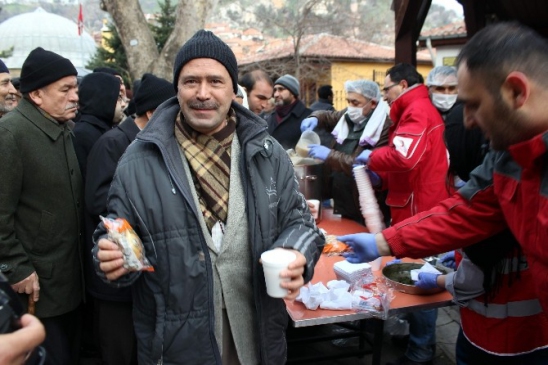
[0,7,97,74]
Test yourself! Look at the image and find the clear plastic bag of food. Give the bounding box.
[100,216,154,272]
[322,235,349,256]
[350,276,394,319]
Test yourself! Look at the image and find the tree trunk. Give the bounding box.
[103,0,217,81]
[152,0,217,80]
[102,0,158,80]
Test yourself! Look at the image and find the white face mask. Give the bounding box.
[431,93,458,112]
[346,104,368,124]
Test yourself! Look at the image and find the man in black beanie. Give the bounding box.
[0,47,84,364]
[94,29,323,365]
[0,58,17,117]
[124,78,142,117]
[265,73,312,150]
[82,73,174,365]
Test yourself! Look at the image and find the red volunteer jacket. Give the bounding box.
[368,84,451,224]
[383,131,548,312]
[447,253,548,355]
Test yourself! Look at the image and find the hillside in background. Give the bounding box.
[0,0,461,46]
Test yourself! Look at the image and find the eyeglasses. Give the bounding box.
[382,83,399,93]
[118,95,129,104]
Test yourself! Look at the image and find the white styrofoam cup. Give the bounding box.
[261,249,297,298]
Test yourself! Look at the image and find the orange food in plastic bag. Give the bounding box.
[322,235,349,255]
[101,216,154,272]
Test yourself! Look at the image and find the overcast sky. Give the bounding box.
[432,0,463,16]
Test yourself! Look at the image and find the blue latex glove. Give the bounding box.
[414,272,441,290]
[366,169,381,187]
[301,117,318,132]
[338,233,380,264]
[308,144,330,161]
[355,149,372,165]
[386,259,401,266]
[440,251,456,269]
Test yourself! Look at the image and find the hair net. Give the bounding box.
[426,66,458,87]
[344,79,381,102]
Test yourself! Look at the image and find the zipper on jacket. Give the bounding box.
[156,345,163,364]
[168,173,176,195]
[134,107,228,362]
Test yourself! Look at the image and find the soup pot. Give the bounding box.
[291,157,324,200]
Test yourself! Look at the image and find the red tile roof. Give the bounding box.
[420,21,466,39]
[202,23,430,65]
[238,33,431,65]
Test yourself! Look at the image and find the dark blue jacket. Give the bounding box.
[93,99,323,364]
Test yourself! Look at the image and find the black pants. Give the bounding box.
[41,307,82,365]
[94,298,137,365]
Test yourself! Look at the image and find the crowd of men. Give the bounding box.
[1,20,548,365]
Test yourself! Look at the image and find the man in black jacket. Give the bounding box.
[73,71,128,361]
[73,72,127,180]
[84,73,174,365]
[94,30,323,364]
[265,74,311,150]
[309,84,335,112]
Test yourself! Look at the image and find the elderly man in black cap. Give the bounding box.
[0,59,17,117]
[83,73,175,364]
[264,73,312,150]
[94,30,323,364]
[0,47,84,364]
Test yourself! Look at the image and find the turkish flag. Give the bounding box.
[78,4,84,36]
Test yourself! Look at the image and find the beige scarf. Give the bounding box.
[174,110,236,231]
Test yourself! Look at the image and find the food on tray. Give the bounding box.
[382,262,448,295]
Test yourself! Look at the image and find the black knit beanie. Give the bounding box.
[172,29,238,93]
[0,59,8,74]
[20,47,77,93]
[93,67,121,77]
[135,73,175,116]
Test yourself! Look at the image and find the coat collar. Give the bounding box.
[287,99,307,118]
[118,116,139,141]
[389,84,430,123]
[77,113,114,132]
[16,98,66,141]
[508,131,548,169]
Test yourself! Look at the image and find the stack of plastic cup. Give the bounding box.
[353,165,384,233]
[353,165,385,270]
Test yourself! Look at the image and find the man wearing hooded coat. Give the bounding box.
[72,72,127,181]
